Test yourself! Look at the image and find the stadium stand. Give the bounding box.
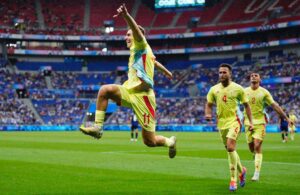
[41,0,84,31]
[0,98,39,125]
[32,99,89,125]
[3,52,298,126]
[0,1,300,130]
[0,0,37,28]
[1,0,300,35]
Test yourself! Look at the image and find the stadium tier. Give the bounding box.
[0,0,300,35]
[0,0,300,132]
[1,2,300,194]
[1,54,299,129]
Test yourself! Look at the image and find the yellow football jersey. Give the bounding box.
[289,114,297,124]
[123,37,155,90]
[244,86,275,125]
[207,82,248,130]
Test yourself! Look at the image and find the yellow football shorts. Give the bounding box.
[245,124,266,143]
[219,121,241,146]
[117,85,156,132]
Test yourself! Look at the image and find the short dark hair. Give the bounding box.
[219,63,232,72]
[250,72,260,76]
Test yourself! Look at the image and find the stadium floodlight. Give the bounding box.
[104,20,114,34]
[105,27,114,34]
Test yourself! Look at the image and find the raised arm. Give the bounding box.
[113,4,143,42]
[154,61,173,80]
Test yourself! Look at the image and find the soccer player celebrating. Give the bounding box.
[205,64,253,192]
[244,72,291,181]
[289,110,297,141]
[80,4,177,158]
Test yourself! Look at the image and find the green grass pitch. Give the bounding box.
[0,131,299,194]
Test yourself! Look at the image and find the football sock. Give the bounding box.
[164,137,173,147]
[131,132,134,139]
[135,132,138,139]
[255,153,263,172]
[95,110,105,126]
[228,151,238,182]
[281,133,284,140]
[235,151,243,174]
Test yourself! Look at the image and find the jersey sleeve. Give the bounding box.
[133,37,147,50]
[207,87,215,104]
[264,89,275,106]
[239,87,249,104]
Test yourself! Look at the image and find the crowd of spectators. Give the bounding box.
[51,72,116,89]
[0,53,299,126]
[106,107,132,125]
[0,69,46,89]
[0,98,38,125]
[154,70,186,88]
[32,99,89,125]
[156,98,205,125]
[29,89,76,99]
[1,0,299,37]
[51,72,79,89]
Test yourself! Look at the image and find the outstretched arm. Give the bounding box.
[113,4,143,42]
[271,102,291,126]
[155,61,173,80]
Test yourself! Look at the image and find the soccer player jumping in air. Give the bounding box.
[205,64,253,192]
[244,73,291,181]
[80,4,177,158]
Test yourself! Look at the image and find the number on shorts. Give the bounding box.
[143,113,150,126]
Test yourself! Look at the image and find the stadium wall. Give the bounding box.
[16,56,65,62]
[190,45,300,61]
[1,125,299,133]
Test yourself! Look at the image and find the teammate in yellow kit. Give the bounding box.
[244,73,291,181]
[80,4,177,158]
[205,64,253,192]
[289,110,297,141]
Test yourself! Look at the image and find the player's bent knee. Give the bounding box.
[143,136,156,147]
[226,144,235,152]
[142,129,157,147]
[143,138,156,147]
[99,85,109,96]
[99,85,118,97]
